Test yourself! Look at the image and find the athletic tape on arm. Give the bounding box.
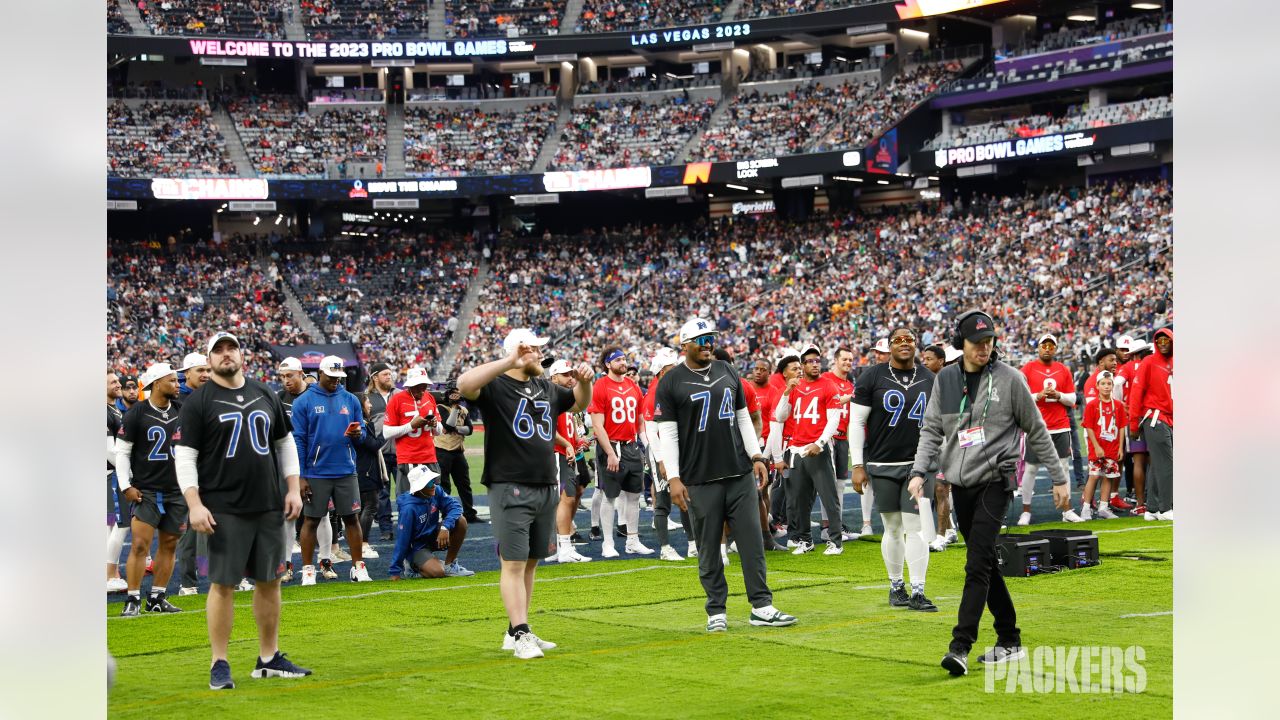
[737,408,764,458]
[114,440,134,490]
[657,420,681,481]
[274,434,300,479]
[174,445,200,494]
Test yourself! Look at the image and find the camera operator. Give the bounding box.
[433,382,480,524]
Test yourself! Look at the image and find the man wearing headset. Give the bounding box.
[909,310,1070,677]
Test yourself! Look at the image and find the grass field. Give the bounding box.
[107,518,1172,718]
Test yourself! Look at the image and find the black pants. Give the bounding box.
[376,456,395,530]
[437,448,476,519]
[950,481,1021,654]
[359,488,379,539]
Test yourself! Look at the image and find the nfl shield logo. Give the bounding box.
[236,395,244,402]
[934,149,948,168]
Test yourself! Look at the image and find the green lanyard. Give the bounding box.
[956,373,994,434]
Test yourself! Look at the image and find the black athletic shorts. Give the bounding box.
[596,441,644,498]
[832,438,851,481]
[131,489,188,535]
[1023,432,1072,465]
[207,510,287,587]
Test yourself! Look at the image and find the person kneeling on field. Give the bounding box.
[388,466,474,579]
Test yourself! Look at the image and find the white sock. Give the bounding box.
[317,519,333,561]
[622,491,641,537]
[600,495,617,545]
[590,488,604,527]
[752,605,776,616]
[282,520,294,564]
[902,512,929,589]
[557,534,570,552]
[880,511,905,579]
[720,543,728,557]
[860,483,875,528]
[106,526,129,565]
[1021,463,1038,504]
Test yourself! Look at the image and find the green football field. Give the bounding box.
[107,518,1171,718]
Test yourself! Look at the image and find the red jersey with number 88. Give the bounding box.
[588,375,644,442]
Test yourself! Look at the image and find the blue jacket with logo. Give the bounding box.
[388,489,462,577]
[291,383,365,478]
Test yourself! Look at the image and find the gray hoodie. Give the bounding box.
[911,359,1067,489]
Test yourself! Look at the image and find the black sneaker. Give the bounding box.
[908,592,938,612]
[942,650,969,676]
[589,526,603,541]
[120,596,141,617]
[888,587,911,608]
[465,513,484,524]
[250,651,312,679]
[978,645,1027,664]
[210,659,235,690]
[569,532,586,544]
[146,592,183,614]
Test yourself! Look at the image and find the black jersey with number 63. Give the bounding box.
[654,361,750,485]
[472,374,576,487]
[177,379,292,513]
[119,400,182,492]
[852,363,936,464]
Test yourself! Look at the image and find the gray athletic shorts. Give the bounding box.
[410,544,442,571]
[558,456,579,497]
[131,489,188,535]
[489,483,557,561]
[832,438,851,481]
[870,465,934,515]
[596,441,645,498]
[207,510,287,586]
[395,462,440,496]
[303,474,361,518]
[1023,432,1072,465]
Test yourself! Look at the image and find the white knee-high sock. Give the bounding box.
[861,482,876,528]
[1021,464,1039,504]
[622,491,641,537]
[880,512,905,581]
[317,517,333,561]
[590,488,604,527]
[282,520,294,563]
[600,495,617,547]
[902,512,929,592]
[106,526,129,565]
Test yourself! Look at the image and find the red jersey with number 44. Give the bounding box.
[1083,397,1128,461]
[821,371,854,439]
[588,375,644,442]
[1021,360,1076,432]
[786,376,837,446]
[385,390,439,464]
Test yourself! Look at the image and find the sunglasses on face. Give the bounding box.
[890,336,916,346]
[692,335,716,347]
[1155,337,1171,345]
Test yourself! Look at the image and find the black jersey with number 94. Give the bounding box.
[852,363,936,464]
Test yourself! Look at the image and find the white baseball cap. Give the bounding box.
[278,357,303,372]
[547,359,574,376]
[649,348,679,375]
[943,346,963,364]
[799,343,822,360]
[319,355,347,378]
[1115,334,1135,351]
[139,363,177,390]
[502,328,550,355]
[407,464,440,494]
[873,338,890,354]
[1037,333,1058,347]
[206,331,240,355]
[678,317,718,344]
[180,352,209,372]
[775,346,801,364]
[403,367,432,387]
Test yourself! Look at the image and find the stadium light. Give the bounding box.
[876,180,890,185]
[253,215,261,225]
[1067,13,1096,21]
[726,183,749,191]
[755,189,766,194]
[928,176,939,181]
[275,214,283,225]
[707,193,715,197]
[1131,2,1162,9]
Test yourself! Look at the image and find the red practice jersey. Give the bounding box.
[821,370,854,439]
[1021,360,1076,432]
[554,411,577,458]
[385,390,440,464]
[786,376,837,446]
[588,375,644,442]
[741,380,760,416]
[1083,397,1128,461]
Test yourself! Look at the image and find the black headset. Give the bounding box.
[951,309,996,350]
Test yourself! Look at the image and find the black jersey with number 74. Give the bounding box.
[654,361,751,485]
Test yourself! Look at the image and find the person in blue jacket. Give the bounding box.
[389,465,475,579]
[292,356,372,584]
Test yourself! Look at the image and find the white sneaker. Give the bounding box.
[501,632,557,651]
[819,528,831,542]
[721,547,730,567]
[557,548,592,563]
[601,542,620,559]
[1063,509,1084,523]
[1079,505,1093,521]
[106,577,128,593]
[350,561,372,582]
[727,541,738,554]
[625,537,654,555]
[823,541,843,556]
[944,529,958,544]
[1016,512,1031,526]
[772,525,788,539]
[1143,511,1158,521]
[791,541,815,555]
[178,586,198,596]
[786,539,798,548]
[512,633,544,660]
[929,536,948,552]
[659,545,684,561]
[1095,505,1118,519]
[860,523,873,536]
[840,530,861,541]
[1156,510,1174,521]
[300,565,316,586]
[667,517,682,530]
[361,543,379,559]
[687,541,699,558]
[235,578,254,592]
[333,547,351,563]
[292,541,301,554]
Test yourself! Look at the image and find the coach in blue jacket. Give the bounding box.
[292,356,373,584]
[388,466,475,579]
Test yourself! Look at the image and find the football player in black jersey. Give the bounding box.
[850,328,938,612]
[115,363,186,616]
[458,329,593,660]
[107,371,129,593]
[655,318,797,633]
[176,332,309,689]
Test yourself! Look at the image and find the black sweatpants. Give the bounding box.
[687,473,773,616]
[437,448,476,519]
[950,480,1021,654]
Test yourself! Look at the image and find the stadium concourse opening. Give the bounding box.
[107,0,1172,710]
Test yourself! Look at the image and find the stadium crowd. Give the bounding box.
[443,1,565,38]
[107,101,236,178]
[738,0,876,19]
[929,96,1173,149]
[301,0,432,40]
[549,95,718,170]
[109,0,132,33]
[404,103,559,176]
[814,61,959,151]
[225,96,387,177]
[575,0,722,33]
[138,0,289,38]
[1000,14,1170,58]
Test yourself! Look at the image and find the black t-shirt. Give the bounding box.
[473,374,575,486]
[852,362,935,464]
[178,378,292,513]
[108,405,123,475]
[473,371,573,484]
[653,360,751,485]
[118,399,181,492]
[278,388,304,420]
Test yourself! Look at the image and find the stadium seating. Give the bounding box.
[444,1,566,38]
[999,15,1170,58]
[225,95,387,178]
[549,95,718,170]
[138,0,289,38]
[310,87,387,104]
[108,0,132,33]
[928,96,1172,149]
[738,0,877,19]
[577,73,721,95]
[301,0,431,40]
[107,100,236,178]
[575,0,723,33]
[814,61,958,151]
[404,102,559,176]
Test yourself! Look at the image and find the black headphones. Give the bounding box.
[951,309,995,350]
